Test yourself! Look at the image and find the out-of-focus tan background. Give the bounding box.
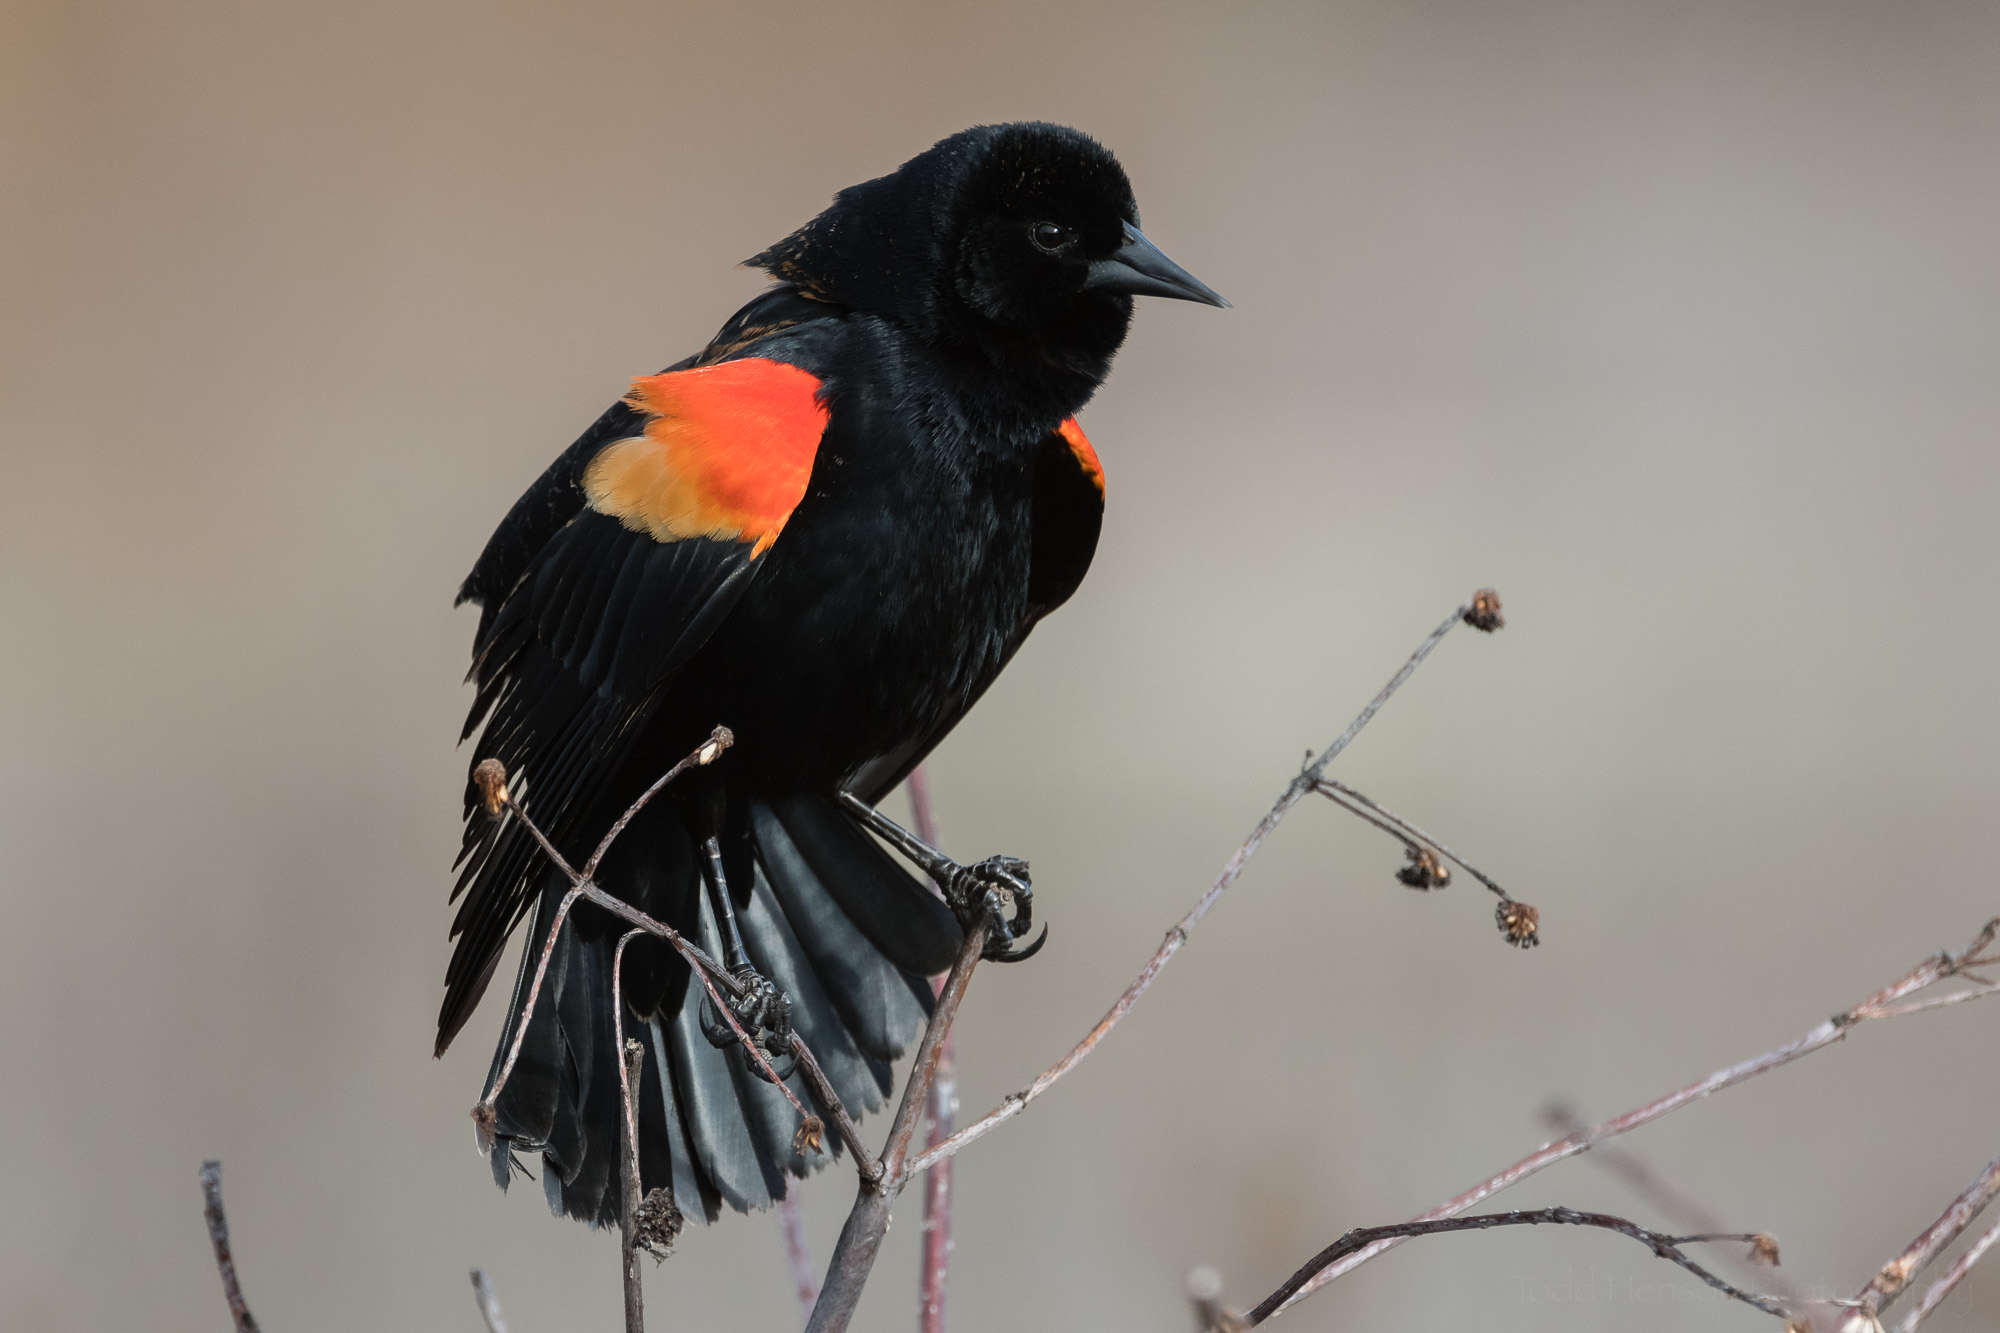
[5,2,1998,1330]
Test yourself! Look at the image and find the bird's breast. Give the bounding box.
[682,427,1035,786]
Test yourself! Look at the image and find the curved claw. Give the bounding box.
[747,1046,798,1085]
[698,992,736,1049]
[697,974,797,1073]
[988,923,1049,963]
[945,853,1041,962]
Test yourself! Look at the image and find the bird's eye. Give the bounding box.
[1031,221,1074,253]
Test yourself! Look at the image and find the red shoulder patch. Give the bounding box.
[1056,417,1103,498]
[584,358,828,556]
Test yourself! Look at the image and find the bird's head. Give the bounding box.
[748,123,1224,413]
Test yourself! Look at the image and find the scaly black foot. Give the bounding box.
[836,791,1047,963]
[699,965,797,1082]
[940,854,1044,962]
[694,831,796,1080]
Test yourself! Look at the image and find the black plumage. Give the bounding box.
[442,122,1223,1227]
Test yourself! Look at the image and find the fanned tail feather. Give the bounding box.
[477,793,961,1225]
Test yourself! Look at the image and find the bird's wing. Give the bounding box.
[850,417,1105,803]
[440,324,835,1053]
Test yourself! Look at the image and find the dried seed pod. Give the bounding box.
[1395,845,1451,890]
[1496,898,1540,947]
[470,1101,499,1152]
[633,1187,684,1259]
[1464,588,1505,632]
[696,724,735,766]
[1749,1233,1781,1266]
[472,758,510,816]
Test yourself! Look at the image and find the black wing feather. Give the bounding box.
[440,287,843,1055]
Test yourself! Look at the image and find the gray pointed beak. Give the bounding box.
[1082,221,1230,308]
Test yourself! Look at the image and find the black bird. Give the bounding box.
[444,122,1225,1227]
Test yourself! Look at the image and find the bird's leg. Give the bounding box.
[700,835,753,974]
[696,836,796,1079]
[835,789,1045,962]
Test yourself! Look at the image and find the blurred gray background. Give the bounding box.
[4,2,1997,1329]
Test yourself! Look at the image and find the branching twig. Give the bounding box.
[787,1032,879,1180]
[470,1268,510,1333]
[673,935,824,1147]
[1243,1208,1789,1324]
[616,1032,648,1333]
[199,1161,261,1333]
[1313,777,1511,901]
[806,910,994,1333]
[1844,1152,2000,1331]
[473,727,825,1158]
[1545,1100,1803,1302]
[1252,917,2000,1321]
[1894,1214,2000,1333]
[582,729,733,877]
[907,595,1497,1177]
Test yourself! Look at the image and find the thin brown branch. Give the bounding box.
[1846,1152,2000,1330]
[469,1269,510,1333]
[1255,917,2000,1321]
[671,933,823,1147]
[1545,1100,1807,1303]
[1894,1214,2000,1333]
[477,730,864,1151]
[613,932,648,1333]
[907,764,956,1333]
[1866,982,2000,1020]
[1243,1208,1789,1325]
[1314,777,1511,900]
[777,1193,820,1323]
[806,912,993,1333]
[583,726,733,880]
[787,1032,881,1181]
[198,1161,260,1333]
[909,598,1485,1177]
[476,733,741,1140]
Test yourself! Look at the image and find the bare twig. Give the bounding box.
[1255,917,2000,1321]
[788,1032,880,1180]
[1187,1266,1247,1332]
[909,598,1487,1177]
[473,727,835,1157]
[1243,1208,1789,1324]
[672,934,823,1147]
[907,764,957,1333]
[198,1161,261,1333]
[1545,1100,1806,1302]
[1844,1153,2000,1331]
[583,727,734,880]
[476,881,586,1144]
[806,911,993,1333]
[469,1268,510,1333]
[1867,983,2000,1020]
[1894,1214,2000,1333]
[608,930,666,1322]
[617,1031,648,1333]
[1313,778,1511,901]
[778,1193,820,1322]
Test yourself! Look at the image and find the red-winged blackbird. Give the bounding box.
[443,122,1224,1227]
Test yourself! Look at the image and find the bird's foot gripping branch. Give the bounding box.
[836,788,1042,961]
